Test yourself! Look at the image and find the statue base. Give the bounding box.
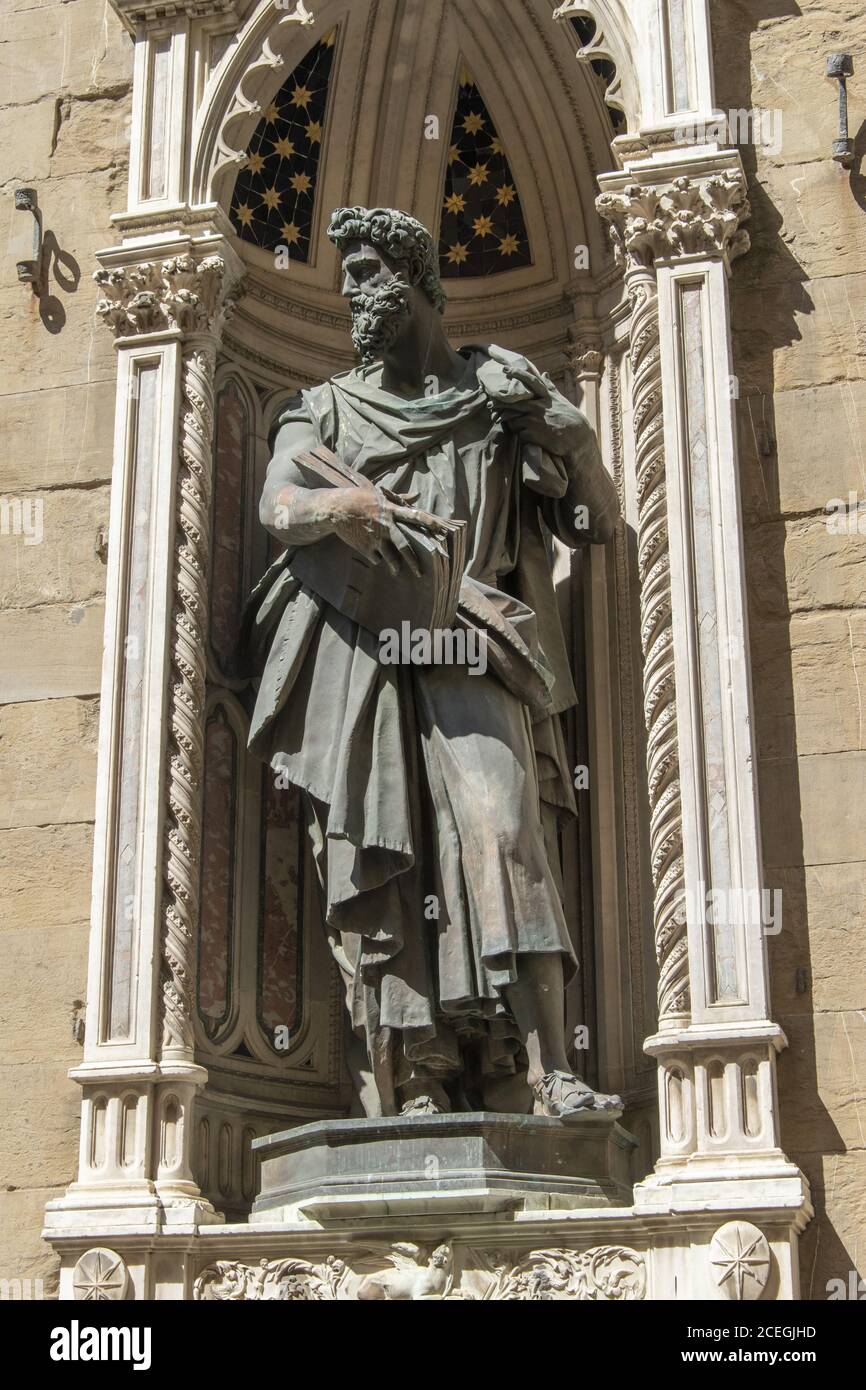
[251,1111,637,1222]
[44,1118,812,1298]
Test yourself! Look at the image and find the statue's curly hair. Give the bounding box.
[327,206,447,314]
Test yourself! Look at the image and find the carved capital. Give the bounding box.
[596,170,750,272]
[566,336,605,381]
[93,254,243,340]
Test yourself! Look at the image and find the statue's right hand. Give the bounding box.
[325,488,425,577]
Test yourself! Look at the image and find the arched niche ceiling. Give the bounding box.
[219,0,619,386]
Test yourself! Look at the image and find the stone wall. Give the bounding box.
[0,0,131,1295]
[712,0,866,1299]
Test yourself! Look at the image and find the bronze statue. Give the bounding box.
[245,207,620,1118]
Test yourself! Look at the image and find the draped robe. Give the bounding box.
[244,345,604,1107]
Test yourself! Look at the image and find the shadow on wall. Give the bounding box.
[849,119,866,216]
[711,0,862,1298]
[34,227,80,334]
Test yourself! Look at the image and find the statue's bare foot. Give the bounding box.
[532,1070,623,1118]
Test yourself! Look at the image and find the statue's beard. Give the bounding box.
[350,281,413,363]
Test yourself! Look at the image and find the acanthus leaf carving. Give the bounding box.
[566,333,605,383]
[596,171,750,272]
[94,254,243,339]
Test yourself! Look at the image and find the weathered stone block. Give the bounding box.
[0,602,104,702]
[732,273,866,395]
[711,0,866,168]
[0,823,93,931]
[0,99,58,183]
[0,278,116,395]
[0,1188,61,1295]
[750,611,866,760]
[0,379,116,492]
[796,1150,866,1300]
[0,698,98,829]
[738,382,866,522]
[777,1010,866,1156]
[768,862,866,1016]
[0,925,89,1064]
[746,518,866,622]
[0,485,109,609]
[750,160,866,284]
[759,750,866,869]
[51,91,132,178]
[0,1,130,107]
[0,1060,82,1188]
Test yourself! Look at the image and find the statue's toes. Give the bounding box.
[533,1070,596,1117]
[591,1092,624,1114]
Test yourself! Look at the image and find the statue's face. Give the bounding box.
[340,239,399,300]
[339,238,414,364]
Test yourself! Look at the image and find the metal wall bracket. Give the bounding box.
[826,53,855,168]
[14,187,43,286]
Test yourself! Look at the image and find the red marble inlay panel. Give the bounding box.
[198,709,237,1033]
[258,773,302,1040]
[211,380,248,674]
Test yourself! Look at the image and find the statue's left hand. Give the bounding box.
[496,392,585,456]
[485,347,582,455]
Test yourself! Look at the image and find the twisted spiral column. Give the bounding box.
[627,270,689,1022]
[162,343,217,1056]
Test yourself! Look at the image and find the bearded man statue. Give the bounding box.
[244,206,621,1120]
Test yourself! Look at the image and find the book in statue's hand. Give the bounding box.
[287,445,467,636]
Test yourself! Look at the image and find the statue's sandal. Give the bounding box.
[533,1070,623,1118]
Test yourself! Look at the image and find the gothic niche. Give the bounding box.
[192,8,661,1217]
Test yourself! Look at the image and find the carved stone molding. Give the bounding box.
[553,2,627,120]
[596,171,750,273]
[72,1248,130,1301]
[194,1243,647,1301]
[110,0,239,33]
[94,254,242,340]
[709,1222,771,1301]
[208,2,316,193]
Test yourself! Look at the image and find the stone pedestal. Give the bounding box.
[252,1112,637,1222]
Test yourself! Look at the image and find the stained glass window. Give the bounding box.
[439,70,532,278]
[230,30,337,260]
